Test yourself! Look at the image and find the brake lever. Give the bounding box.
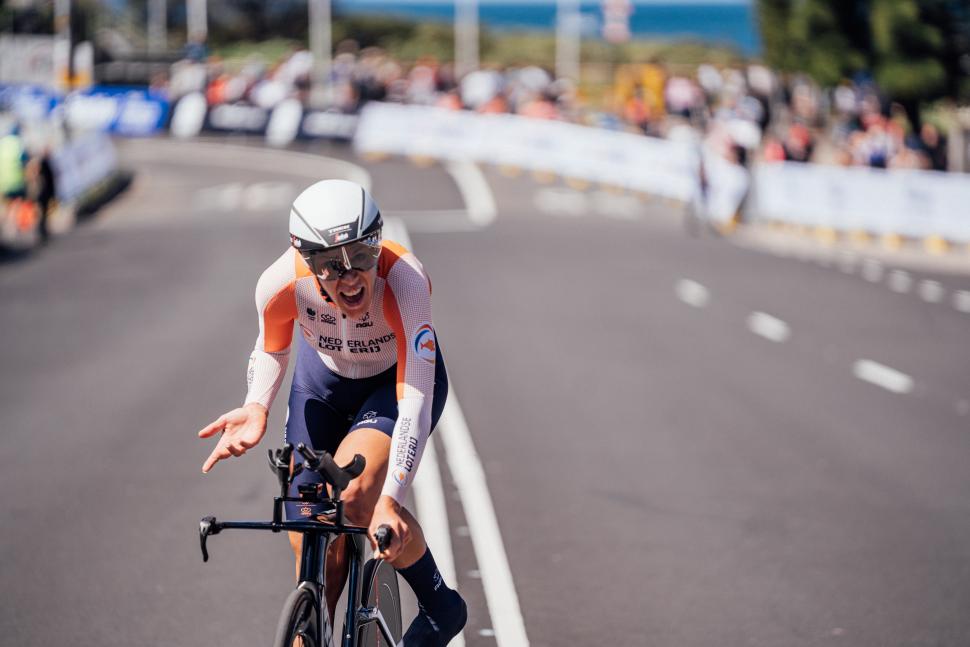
[199,516,222,563]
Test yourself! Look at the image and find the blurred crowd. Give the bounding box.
[161,42,952,173]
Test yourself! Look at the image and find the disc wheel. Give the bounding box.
[357,558,402,647]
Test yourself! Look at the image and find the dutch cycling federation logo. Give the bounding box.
[413,323,436,364]
[393,468,408,485]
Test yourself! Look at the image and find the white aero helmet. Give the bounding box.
[289,179,382,251]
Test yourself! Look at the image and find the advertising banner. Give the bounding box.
[0,84,60,122]
[753,162,970,242]
[354,102,705,201]
[0,35,56,87]
[205,103,270,134]
[50,132,119,202]
[64,86,170,136]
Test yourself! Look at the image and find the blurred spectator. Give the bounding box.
[156,42,959,174]
[0,123,28,200]
[919,123,948,171]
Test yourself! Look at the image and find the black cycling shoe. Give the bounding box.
[402,598,468,647]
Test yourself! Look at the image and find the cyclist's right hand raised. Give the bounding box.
[198,403,269,473]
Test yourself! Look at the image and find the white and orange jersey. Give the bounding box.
[245,239,438,503]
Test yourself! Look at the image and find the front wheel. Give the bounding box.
[357,558,402,646]
[273,585,320,647]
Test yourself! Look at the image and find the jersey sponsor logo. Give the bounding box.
[393,419,419,480]
[355,410,379,426]
[348,333,394,354]
[355,312,373,328]
[306,307,316,321]
[318,335,344,351]
[393,468,408,486]
[318,333,395,354]
[413,323,436,364]
[321,313,337,325]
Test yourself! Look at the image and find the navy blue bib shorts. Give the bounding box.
[283,335,448,519]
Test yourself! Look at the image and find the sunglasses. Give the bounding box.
[300,234,381,281]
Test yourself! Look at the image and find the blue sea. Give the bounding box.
[333,0,760,55]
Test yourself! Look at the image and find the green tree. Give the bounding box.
[870,0,947,104]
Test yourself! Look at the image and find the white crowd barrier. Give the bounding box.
[50,131,119,202]
[355,102,702,201]
[752,162,970,242]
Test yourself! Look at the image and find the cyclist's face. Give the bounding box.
[320,266,377,319]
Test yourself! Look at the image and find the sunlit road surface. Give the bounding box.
[2,137,970,646]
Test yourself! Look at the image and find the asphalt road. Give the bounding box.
[1,137,969,647]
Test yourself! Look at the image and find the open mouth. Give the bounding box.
[339,286,366,307]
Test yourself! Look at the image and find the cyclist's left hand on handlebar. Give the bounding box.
[369,496,411,561]
[198,403,268,473]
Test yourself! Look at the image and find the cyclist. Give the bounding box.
[198,179,467,646]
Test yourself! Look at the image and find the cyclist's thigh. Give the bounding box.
[284,386,350,519]
[345,341,450,443]
[332,427,392,524]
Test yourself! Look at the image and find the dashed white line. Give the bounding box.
[862,259,884,282]
[918,280,944,303]
[888,270,912,293]
[533,187,586,217]
[675,279,710,308]
[954,290,970,313]
[592,191,642,220]
[853,359,914,394]
[746,312,791,343]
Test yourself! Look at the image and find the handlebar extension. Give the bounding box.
[296,443,366,492]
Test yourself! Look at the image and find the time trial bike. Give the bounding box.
[199,443,403,647]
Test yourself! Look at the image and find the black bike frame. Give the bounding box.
[200,498,396,646]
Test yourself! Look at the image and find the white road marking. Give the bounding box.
[445,161,497,227]
[479,629,496,637]
[888,270,912,293]
[393,206,527,645]
[853,360,914,394]
[746,312,791,343]
[391,217,466,646]
[439,394,531,647]
[413,441,465,647]
[675,279,710,308]
[918,280,944,303]
[954,290,970,313]
[861,259,883,282]
[592,191,641,220]
[533,187,587,217]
